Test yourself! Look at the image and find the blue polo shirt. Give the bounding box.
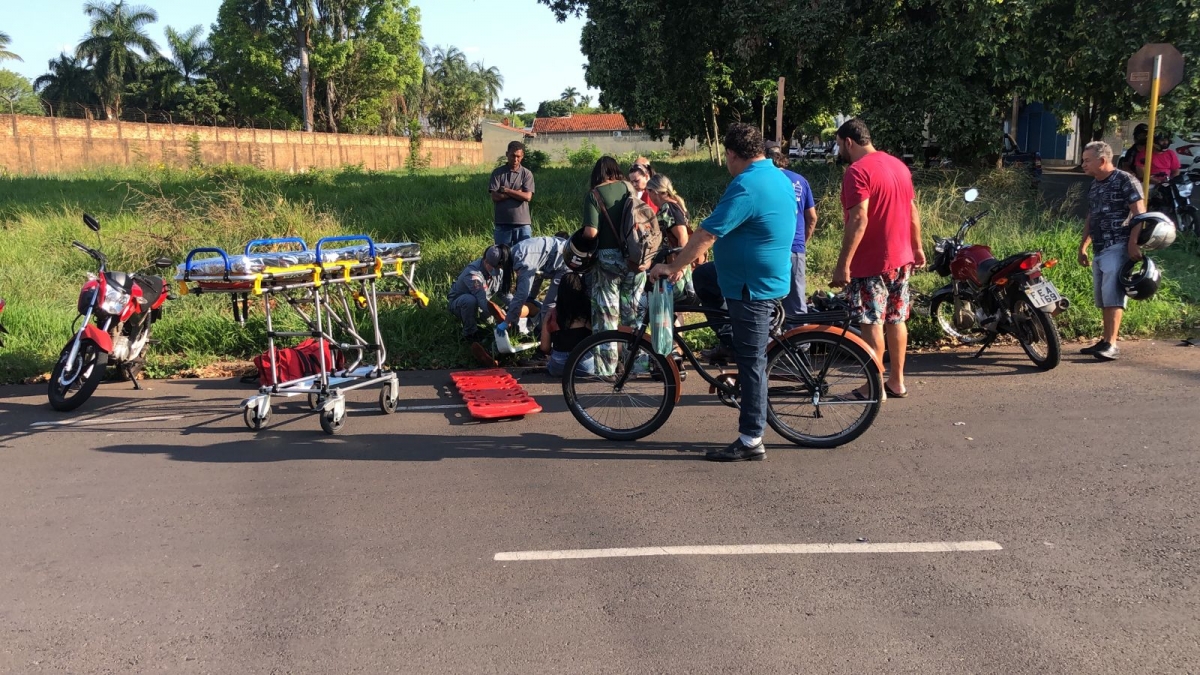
[701,159,796,301]
[780,168,816,253]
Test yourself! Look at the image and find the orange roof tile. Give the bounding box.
[532,113,631,134]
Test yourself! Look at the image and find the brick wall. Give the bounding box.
[0,115,484,174]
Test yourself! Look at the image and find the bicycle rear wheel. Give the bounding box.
[765,332,882,448]
[562,330,677,441]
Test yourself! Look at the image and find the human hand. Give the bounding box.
[913,248,927,269]
[1077,249,1090,267]
[830,266,851,288]
[648,263,681,283]
[1127,242,1143,261]
[496,321,508,333]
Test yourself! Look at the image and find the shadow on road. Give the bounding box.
[96,430,724,463]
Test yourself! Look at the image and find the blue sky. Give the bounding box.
[3,0,598,108]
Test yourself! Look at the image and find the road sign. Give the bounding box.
[1127,44,1184,96]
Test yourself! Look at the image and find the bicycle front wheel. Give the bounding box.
[765,332,883,448]
[562,330,677,441]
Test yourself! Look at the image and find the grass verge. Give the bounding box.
[1,161,1196,383]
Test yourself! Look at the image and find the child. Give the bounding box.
[645,174,697,299]
[540,272,594,377]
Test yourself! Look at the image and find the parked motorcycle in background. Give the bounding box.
[47,214,173,411]
[928,189,1067,370]
[1150,165,1199,235]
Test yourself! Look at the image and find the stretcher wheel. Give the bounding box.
[308,393,323,410]
[243,405,270,430]
[319,409,345,435]
[379,385,398,414]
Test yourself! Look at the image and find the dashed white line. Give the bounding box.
[494,540,1004,561]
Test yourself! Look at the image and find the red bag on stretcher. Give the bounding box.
[254,339,343,386]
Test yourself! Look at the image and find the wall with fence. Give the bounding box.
[0,114,485,174]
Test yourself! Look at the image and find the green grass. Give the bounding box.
[1,160,1197,383]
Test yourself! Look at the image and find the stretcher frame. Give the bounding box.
[176,235,429,434]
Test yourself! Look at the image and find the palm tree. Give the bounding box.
[503,97,524,115]
[560,86,579,106]
[0,30,22,62]
[165,24,210,81]
[579,94,592,109]
[34,54,97,111]
[75,1,159,119]
[471,61,503,113]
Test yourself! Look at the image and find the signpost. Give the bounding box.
[1126,44,1184,195]
[775,77,785,144]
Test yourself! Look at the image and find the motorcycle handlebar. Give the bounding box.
[72,241,105,264]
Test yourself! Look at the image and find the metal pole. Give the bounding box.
[1142,54,1162,196]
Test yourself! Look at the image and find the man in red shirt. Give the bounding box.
[830,118,925,399]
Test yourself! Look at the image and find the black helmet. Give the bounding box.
[1154,129,1171,149]
[1119,256,1161,301]
[1133,123,1149,144]
[564,228,597,273]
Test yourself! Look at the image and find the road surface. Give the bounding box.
[1,341,1198,673]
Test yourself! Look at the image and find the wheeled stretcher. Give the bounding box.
[175,235,429,434]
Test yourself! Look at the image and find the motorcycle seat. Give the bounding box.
[978,253,1036,284]
[133,275,165,302]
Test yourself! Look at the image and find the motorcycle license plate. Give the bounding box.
[1025,279,1062,308]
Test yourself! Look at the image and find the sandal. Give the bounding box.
[884,385,908,399]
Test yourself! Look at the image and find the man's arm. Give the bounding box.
[909,199,926,268]
[504,189,533,203]
[832,200,869,287]
[504,270,536,326]
[1078,214,1091,267]
[1127,198,1147,261]
[804,207,818,242]
[649,229,717,283]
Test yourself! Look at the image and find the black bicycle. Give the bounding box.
[560,291,884,448]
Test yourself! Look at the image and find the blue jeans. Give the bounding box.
[726,297,775,438]
[782,252,808,318]
[494,224,532,247]
[547,350,595,378]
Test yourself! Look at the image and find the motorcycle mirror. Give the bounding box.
[83,213,101,232]
[963,188,980,203]
[153,257,173,269]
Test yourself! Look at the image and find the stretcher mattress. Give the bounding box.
[175,242,421,281]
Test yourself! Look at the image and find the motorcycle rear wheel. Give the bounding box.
[930,295,988,345]
[48,340,108,411]
[1012,298,1060,371]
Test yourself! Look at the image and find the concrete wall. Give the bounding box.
[0,114,484,174]
[482,124,530,165]
[527,131,698,161]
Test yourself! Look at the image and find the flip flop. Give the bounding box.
[884,385,908,399]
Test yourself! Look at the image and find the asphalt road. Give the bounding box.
[1,341,1198,673]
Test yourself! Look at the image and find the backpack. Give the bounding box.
[593,181,663,272]
[254,338,343,386]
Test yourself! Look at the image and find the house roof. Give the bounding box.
[486,121,534,136]
[532,113,631,134]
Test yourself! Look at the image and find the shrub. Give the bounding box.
[566,139,602,168]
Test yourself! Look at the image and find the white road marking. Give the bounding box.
[29,415,185,428]
[494,540,1003,561]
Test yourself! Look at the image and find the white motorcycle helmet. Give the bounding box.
[1133,212,1177,251]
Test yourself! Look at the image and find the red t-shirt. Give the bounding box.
[639,190,659,214]
[840,151,916,278]
[1133,147,1181,178]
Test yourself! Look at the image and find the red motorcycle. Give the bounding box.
[928,189,1068,370]
[48,214,172,411]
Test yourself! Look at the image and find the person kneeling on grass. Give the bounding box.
[448,244,510,342]
[539,272,595,377]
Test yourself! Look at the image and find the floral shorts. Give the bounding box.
[848,264,912,325]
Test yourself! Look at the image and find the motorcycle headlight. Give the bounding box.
[1178,182,1193,198]
[100,285,130,314]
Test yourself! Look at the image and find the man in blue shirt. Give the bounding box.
[766,141,819,318]
[650,123,796,462]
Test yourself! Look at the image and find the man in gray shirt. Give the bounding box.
[448,245,509,341]
[489,141,535,246]
[497,233,569,334]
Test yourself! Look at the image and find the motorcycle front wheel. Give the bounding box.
[1011,298,1061,371]
[48,339,109,411]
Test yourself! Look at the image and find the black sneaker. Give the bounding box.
[1079,340,1109,355]
[702,345,735,364]
[1094,343,1119,361]
[705,438,766,462]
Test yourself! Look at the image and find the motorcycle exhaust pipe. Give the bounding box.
[1052,297,1071,316]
